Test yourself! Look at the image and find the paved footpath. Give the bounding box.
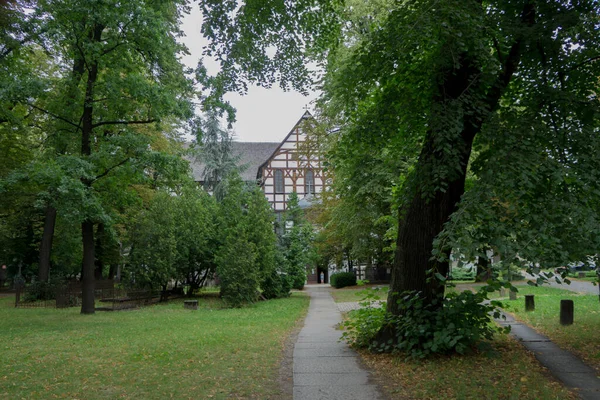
[293,284,383,400]
[523,272,600,296]
[496,312,600,400]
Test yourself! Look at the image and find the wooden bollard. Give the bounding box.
[525,295,535,311]
[560,299,574,325]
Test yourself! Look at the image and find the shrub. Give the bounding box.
[341,287,388,348]
[261,270,291,299]
[342,288,508,358]
[23,277,65,302]
[330,272,357,288]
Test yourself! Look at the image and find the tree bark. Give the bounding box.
[94,223,104,280]
[475,248,492,282]
[379,2,534,345]
[79,23,104,315]
[38,205,57,282]
[81,220,96,314]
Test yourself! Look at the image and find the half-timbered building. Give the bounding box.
[188,111,330,284]
[256,111,326,213]
[189,111,327,213]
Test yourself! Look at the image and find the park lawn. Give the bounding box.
[359,334,576,400]
[0,293,309,399]
[329,285,388,303]
[504,285,600,374]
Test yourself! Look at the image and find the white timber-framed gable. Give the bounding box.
[257,111,326,212]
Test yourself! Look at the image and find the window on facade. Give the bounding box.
[305,170,314,194]
[274,169,284,193]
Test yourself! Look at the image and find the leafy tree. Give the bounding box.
[198,0,600,347]
[127,191,178,293]
[280,193,314,290]
[193,110,238,200]
[3,0,195,313]
[215,173,279,306]
[215,173,260,306]
[172,185,217,294]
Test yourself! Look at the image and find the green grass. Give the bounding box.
[503,285,600,373]
[0,294,309,399]
[329,285,388,303]
[360,335,575,399]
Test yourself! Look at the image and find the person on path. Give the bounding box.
[320,271,325,284]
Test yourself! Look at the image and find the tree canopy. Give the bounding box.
[197,0,600,347]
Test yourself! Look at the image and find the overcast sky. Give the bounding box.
[179,7,318,143]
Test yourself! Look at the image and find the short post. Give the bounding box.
[525,295,535,311]
[560,299,574,325]
[184,300,198,310]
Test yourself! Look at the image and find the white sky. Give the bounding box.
[179,6,318,143]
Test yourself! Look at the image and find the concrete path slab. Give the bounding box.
[293,285,383,400]
[498,313,600,400]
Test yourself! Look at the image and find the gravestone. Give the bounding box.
[560,299,574,325]
[184,300,198,310]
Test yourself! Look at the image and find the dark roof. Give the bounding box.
[188,141,280,182]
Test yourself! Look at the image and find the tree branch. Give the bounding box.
[92,119,156,128]
[568,55,600,72]
[485,1,535,112]
[91,157,131,183]
[27,103,81,130]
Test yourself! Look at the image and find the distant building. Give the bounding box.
[189,111,327,214]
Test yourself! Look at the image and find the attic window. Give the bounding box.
[275,170,284,193]
[305,170,314,194]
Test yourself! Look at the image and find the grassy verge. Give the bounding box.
[0,293,308,399]
[359,335,576,399]
[503,285,600,373]
[329,285,388,303]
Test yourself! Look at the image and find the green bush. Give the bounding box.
[23,277,65,302]
[330,272,357,288]
[342,288,508,358]
[341,287,387,347]
[261,270,291,299]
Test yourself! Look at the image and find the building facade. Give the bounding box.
[256,111,326,212]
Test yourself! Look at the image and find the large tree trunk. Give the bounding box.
[81,220,96,314]
[387,128,475,316]
[475,248,492,282]
[79,23,104,315]
[379,2,533,345]
[94,223,104,280]
[38,205,57,282]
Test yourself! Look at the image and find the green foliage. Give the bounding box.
[341,287,388,348]
[23,278,63,302]
[192,110,239,200]
[216,231,259,307]
[343,288,508,358]
[216,173,279,306]
[330,272,357,288]
[261,269,292,300]
[279,192,314,290]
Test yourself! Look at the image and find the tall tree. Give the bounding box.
[14,0,194,313]
[198,0,600,343]
[193,110,238,200]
